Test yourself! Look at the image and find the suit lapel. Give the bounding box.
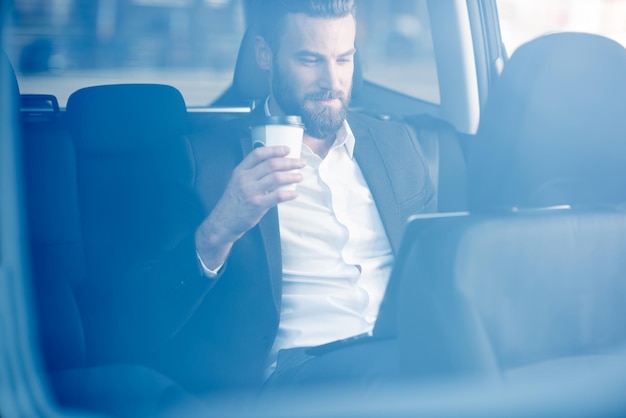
[258,208,282,310]
[238,109,282,311]
[239,110,413,312]
[350,115,403,255]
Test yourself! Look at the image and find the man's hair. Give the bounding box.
[253,0,356,51]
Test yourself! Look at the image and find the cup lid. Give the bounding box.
[250,115,304,128]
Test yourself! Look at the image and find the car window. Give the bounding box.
[4,0,246,108]
[4,0,440,108]
[356,0,439,104]
[496,0,626,56]
[5,0,626,416]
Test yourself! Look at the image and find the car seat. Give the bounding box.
[22,82,207,416]
[390,32,626,380]
[65,84,206,365]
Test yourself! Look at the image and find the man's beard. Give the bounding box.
[272,66,351,140]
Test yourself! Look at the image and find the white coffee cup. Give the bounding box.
[251,115,304,191]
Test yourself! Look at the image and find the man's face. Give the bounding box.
[270,13,356,140]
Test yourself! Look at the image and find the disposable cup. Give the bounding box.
[251,115,304,191]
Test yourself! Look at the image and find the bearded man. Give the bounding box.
[150,0,435,395]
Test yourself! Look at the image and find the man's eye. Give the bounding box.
[300,58,319,65]
[338,57,353,65]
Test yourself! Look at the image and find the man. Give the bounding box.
[152,0,435,393]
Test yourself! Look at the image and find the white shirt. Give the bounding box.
[267,116,394,374]
[197,100,394,375]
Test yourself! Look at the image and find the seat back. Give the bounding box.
[7,45,89,372]
[396,210,626,379]
[392,33,626,380]
[468,32,626,211]
[65,84,201,362]
[67,84,194,277]
[20,82,205,416]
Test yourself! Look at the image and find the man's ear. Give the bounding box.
[255,35,272,71]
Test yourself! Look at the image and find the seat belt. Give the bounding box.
[405,114,468,212]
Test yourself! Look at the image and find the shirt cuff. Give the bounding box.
[196,251,224,278]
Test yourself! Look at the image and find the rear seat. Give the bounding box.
[65,84,205,364]
[19,80,88,373]
[19,82,206,415]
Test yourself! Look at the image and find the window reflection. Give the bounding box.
[2,0,443,107]
[4,0,245,107]
[497,0,626,56]
[356,0,439,104]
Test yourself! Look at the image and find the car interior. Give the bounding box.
[2,0,626,416]
[385,32,626,380]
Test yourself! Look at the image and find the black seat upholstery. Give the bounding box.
[468,32,626,211]
[65,84,204,363]
[16,71,88,376]
[20,83,207,415]
[388,33,626,380]
[9,43,90,377]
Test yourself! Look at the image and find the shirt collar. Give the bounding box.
[264,96,355,159]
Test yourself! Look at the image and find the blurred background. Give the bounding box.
[497,0,626,53]
[2,0,625,107]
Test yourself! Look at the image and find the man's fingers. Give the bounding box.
[236,146,305,191]
[252,157,305,182]
[256,187,299,207]
[257,170,304,193]
[239,145,291,170]
[223,145,305,225]
[231,167,302,207]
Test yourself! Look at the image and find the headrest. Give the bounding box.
[66,84,188,156]
[233,24,363,103]
[468,33,626,211]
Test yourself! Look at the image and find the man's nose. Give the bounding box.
[318,62,342,91]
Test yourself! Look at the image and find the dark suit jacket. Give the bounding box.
[149,108,435,394]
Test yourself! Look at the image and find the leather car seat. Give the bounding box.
[390,32,626,381]
[65,84,205,363]
[32,83,207,415]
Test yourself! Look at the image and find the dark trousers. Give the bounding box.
[264,336,401,388]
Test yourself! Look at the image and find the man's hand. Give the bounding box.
[195,145,305,270]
